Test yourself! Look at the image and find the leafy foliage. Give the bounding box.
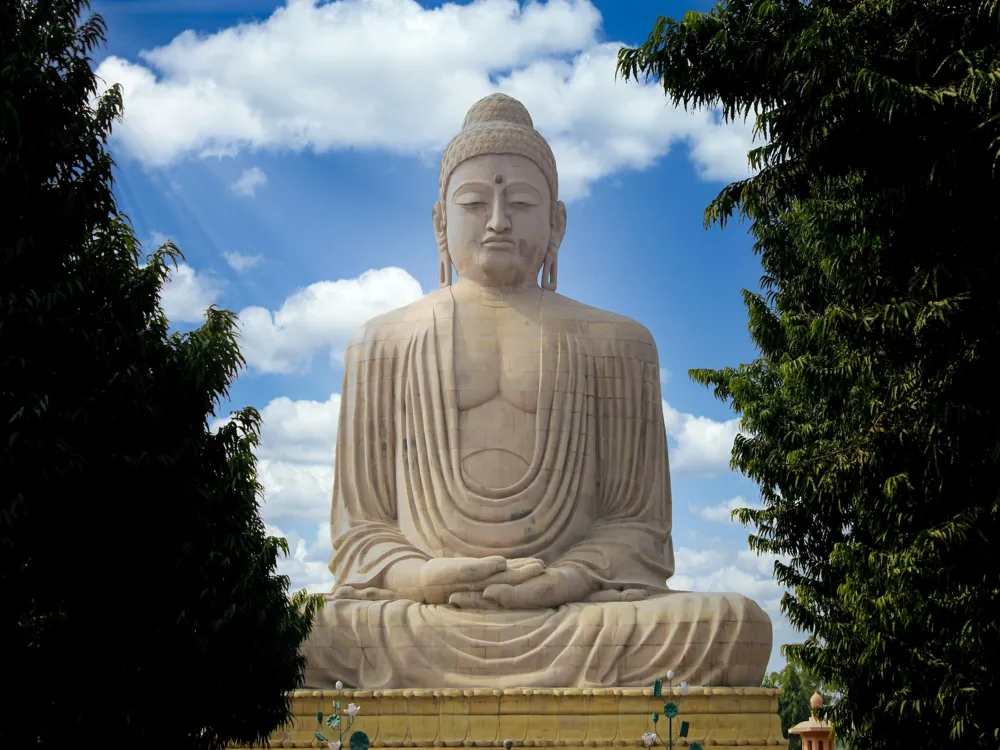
[619,1,1000,748]
[763,661,830,750]
[0,1,319,747]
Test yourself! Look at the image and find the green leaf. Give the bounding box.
[679,721,689,738]
[327,714,342,729]
[350,730,370,750]
[663,703,679,719]
[315,732,329,742]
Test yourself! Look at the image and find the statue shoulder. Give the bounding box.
[543,293,658,361]
[348,289,448,347]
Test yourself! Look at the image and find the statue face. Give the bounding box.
[444,153,556,289]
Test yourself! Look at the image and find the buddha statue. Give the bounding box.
[301,94,772,689]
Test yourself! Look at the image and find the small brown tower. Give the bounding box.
[789,692,834,750]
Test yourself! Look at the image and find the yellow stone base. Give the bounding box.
[233,687,788,749]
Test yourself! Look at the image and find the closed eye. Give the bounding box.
[509,195,540,207]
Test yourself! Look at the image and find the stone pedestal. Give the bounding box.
[232,687,788,749]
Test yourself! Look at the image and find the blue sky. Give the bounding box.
[92,0,796,674]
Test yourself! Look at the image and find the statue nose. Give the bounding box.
[487,196,511,232]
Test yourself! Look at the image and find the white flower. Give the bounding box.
[335,680,344,690]
[642,732,657,746]
[345,703,361,717]
[666,670,675,681]
[679,681,689,696]
[328,742,342,750]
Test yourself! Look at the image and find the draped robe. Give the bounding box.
[301,289,772,688]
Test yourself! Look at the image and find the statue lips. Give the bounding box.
[482,235,516,248]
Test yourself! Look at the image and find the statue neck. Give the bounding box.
[452,279,544,308]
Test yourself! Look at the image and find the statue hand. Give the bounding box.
[348,556,545,605]
[480,566,593,609]
[446,558,547,608]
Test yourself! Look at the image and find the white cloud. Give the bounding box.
[141,231,224,322]
[686,110,758,182]
[161,262,224,323]
[95,0,758,200]
[663,401,741,476]
[224,250,264,271]
[737,548,792,580]
[672,563,781,602]
[691,495,760,523]
[258,393,340,465]
[229,166,268,197]
[266,522,334,594]
[672,546,729,577]
[214,392,340,520]
[237,266,424,373]
[248,393,341,591]
[659,367,671,385]
[259,459,336,520]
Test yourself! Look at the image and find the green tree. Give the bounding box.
[763,661,828,750]
[0,1,319,747]
[618,1,1000,748]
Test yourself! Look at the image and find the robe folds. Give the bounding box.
[301,289,772,688]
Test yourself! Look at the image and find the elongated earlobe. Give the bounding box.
[541,251,558,291]
[541,200,566,292]
[439,253,453,287]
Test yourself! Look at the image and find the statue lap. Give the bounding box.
[301,591,771,689]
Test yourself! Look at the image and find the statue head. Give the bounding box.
[434,94,567,291]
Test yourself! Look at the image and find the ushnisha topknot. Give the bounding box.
[438,93,559,206]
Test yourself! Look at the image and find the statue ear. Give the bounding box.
[433,199,446,236]
[549,200,567,253]
[433,200,453,288]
